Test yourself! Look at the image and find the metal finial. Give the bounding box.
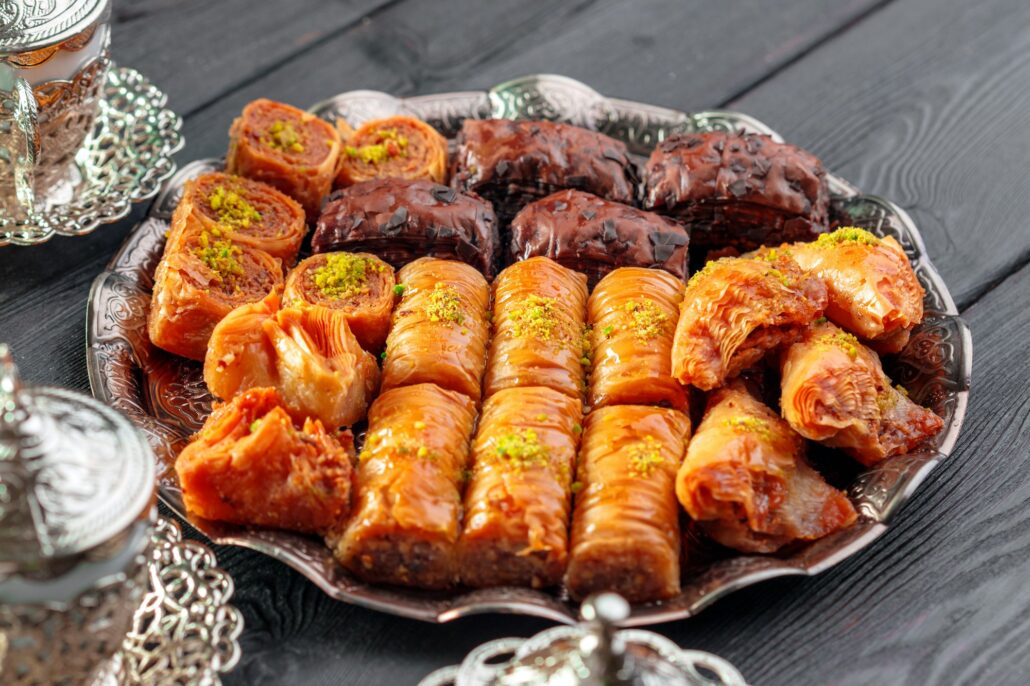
[0,343,24,434]
[580,593,632,684]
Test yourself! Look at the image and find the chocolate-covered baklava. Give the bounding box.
[311,178,500,277]
[451,119,638,227]
[643,131,829,250]
[510,190,688,286]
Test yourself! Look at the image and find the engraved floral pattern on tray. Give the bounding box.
[86,75,972,626]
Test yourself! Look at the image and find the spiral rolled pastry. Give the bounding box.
[588,267,686,411]
[312,178,500,278]
[458,387,583,589]
[148,227,284,361]
[780,321,944,466]
[165,172,306,266]
[509,190,689,286]
[380,257,491,402]
[671,254,828,391]
[334,115,448,187]
[484,257,589,401]
[175,387,355,534]
[227,98,341,218]
[643,131,829,250]
[781,227,925,353]
[283,252,396,353]
[333,383,478,589]
[205,290,380,429]
[677,382,857,553]
[565,405,691,602]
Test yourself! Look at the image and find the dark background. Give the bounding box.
[2,1,1030,684]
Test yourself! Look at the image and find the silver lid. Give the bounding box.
[0,344,155,565]
[0,0,108,53]
[420,594,749,686]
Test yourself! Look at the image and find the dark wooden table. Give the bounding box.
[3,1,1030,684]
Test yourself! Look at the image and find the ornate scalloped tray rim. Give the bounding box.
[0,65,184,248]
[86,75,972,627]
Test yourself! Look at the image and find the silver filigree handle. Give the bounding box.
[0,64,39,221]
[0,343,24,438]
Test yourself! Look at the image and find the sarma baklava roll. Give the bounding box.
[283,252,396,352]
[227,98,341,218]
[451,119,638,226]
[677,382,857,553]
[780,321,944,466]
[459,386,583,589]
[643,131,829,250]
[312,178,500,277]
[175,387,354,534]
[565,405,691,602]
[484,257,589,401]
[671,254,827,390]
[510,190,689,286]
[784,227,924,353]
[335,115,448,187]
[148,228,284,361]
[381,257,491,402]
[333,383,478,589]
[588,267,686,411]
[165,172,306,265]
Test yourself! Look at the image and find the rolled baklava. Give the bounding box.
[335,115,448,187]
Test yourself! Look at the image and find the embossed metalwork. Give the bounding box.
[87,75,972,626]
[90,516,244,686]
[0,65,183,247]
[0,0,107,52]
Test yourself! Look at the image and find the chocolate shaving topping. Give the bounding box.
[553,201,568,211]
[649,231,688,247]
[495,159,510,176]
[386,206,408,230]
[602,149,626,163]
[437,226,456,238]
[431,185,457,204]
[601,218,617,242]
[580,209,597,221]
[729,179,748,198]
[653,243,675,262]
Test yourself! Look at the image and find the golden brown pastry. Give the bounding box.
[380,257,491,402]
[175,387,354,534]
[565,405,691,602]
[283,252,396,353]
[458,387,583,589]
[204,291,380,429]
[676,382,857,553]
[165,171,306,266]
[783,227,924,353]
[671,254,827,390]
[780,321,944,466]
[484,257,589,401]
[588,267,686,411]
[148,228,283,361]
[332,383,478,589]
[227,98,341,218]
[334,115,448,187]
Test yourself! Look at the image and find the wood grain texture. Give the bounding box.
[730,0,1030,309]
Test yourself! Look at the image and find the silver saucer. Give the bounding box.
[0,65,183,247]
[90,516,243,686]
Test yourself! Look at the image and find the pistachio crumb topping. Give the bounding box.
[195,230,244,283]
[393,283,406,296]
[414,420,426,430]
[425,282,465,324]
[265,120,305,153]
[623,298,669,342]
[627,435,665,477]
[815,226,880,247]
[723,416,771,439]
[571,481,584,494]
[760,247,792,262]
[312,253,383,299]
[344,128,410,165]
[818,330,861,359]
[208,185,262,230]
[509,294,572,344]
[495,428,549,471]
[815,316,828,324]
[249,419,261,433]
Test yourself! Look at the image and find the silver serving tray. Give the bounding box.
[85,75,972,627]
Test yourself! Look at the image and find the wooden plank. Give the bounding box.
[175,0,889,161]
[729,0,1030,309]
[110,0,396,115]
